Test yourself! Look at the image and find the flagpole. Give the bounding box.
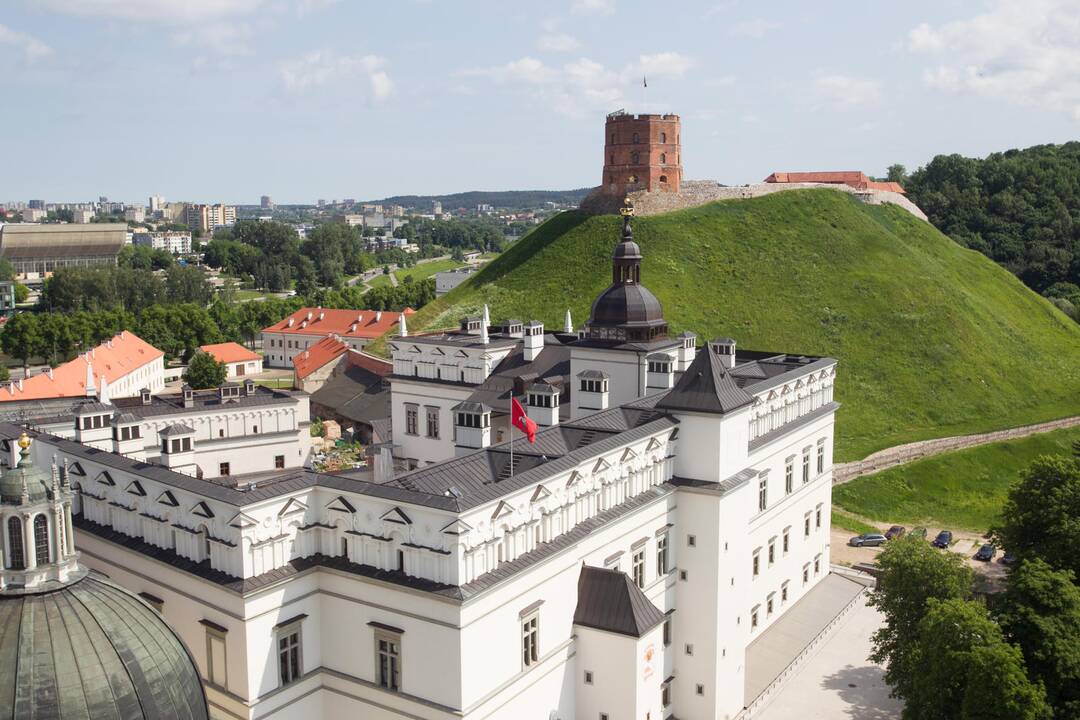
[509,396,514,478]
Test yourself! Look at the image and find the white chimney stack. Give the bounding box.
[399,311,408,337]
[99,375,111,405]
[480,305,490,346]
[85,360,95,397]
[523,320,544,362]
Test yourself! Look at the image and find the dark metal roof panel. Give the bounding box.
[573,565,666,638]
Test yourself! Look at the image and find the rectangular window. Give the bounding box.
[278,626,302,686]
[767,593,775,617]
[803,564,810,585]
[782,581,789,604]
[751,606,759,630]
[584,670,594,684]
[752,551,760,578]
[814,554,821,575]
[802,449,810,484]
[375,630,401,691]
[275,455,285,469]
[663,619,671,646]
[656,533,668,575]
[785,457,794,494]
[696,684,705,696]
[685,643,694,656]
[816,506,822,529]
[662,681,671,707]
[206,627,227,689]
[687,534,696,547]
[522,613,539,668]
[425,406,439,439]
[804,514,811,538]
[632,549,645,589]
[405,405,418,435]
[783,528,790,554]
[758,475,768,511]
[817,441,825,474]
[768,539,775,566]
[219,462,230,476]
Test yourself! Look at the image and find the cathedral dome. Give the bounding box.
[0,574,210,719]
[589,282,666,328]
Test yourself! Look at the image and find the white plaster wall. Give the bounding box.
[391,380,473,465]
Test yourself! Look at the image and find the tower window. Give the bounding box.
[660,175,668,183]
[660,153,666,164]
[7,516,24,570]
[630,151,640,165]
[33,515,49,565]
[660,132,666,143]
[632,132,640,143]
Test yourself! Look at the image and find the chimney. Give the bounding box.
[85,360,95,397]
[452,402,491,456]
[709,338,737,369]
[564,308,573,334]
[99,375,111,405]
[375,311,382,322]
[523,321,544,362]
[182,384,194,408]
[527,382,560,427]
[480,305,490,346]
[399,312,408,337]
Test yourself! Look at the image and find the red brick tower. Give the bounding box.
[602,111,681,194]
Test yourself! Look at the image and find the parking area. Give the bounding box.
[755,596,902,720]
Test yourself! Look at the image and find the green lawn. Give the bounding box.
[235,288,272,301]
[394,258,464,284]
[834,425,1080,532]
[402,191,1080,461]
[831,510,880,536]
[365,274,392,290]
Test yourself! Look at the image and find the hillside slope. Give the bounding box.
[406,190,1080,461]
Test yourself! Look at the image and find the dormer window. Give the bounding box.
[648,359,672,374]
[456,411,490,429]
[580,378,608,393]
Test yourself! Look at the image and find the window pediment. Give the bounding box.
[380,507,412,525]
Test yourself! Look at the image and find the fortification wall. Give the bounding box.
[579,180,928,221]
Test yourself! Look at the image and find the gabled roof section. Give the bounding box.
[655,348,754,415]
[380,507,411,525]
[278,498,308,517]
[530,484,551,502]
[491,500,514,520]
[573,565,666,638]
[157,490,179,506]
[228,511,258,528]
[199,342,261,364]
[441,519,473,535]
[292,335,349,380]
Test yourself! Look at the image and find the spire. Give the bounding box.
[564,308,573,334]
[99,375,110,405]
[480,305,490,345]
[85,359,95,397]
[399,311,408,337]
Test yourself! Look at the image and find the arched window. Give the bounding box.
[660,132,667,143]
[7,517,24,570]
[632,132,640,144]
[630,151,640,165]
[33,515,49,565]
[660,153,667,164]
[660,175,668,183]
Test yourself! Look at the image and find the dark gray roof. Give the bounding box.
[309,364,390,426]
[158,424,194,437]
[74,402,113,416]
[573,565,666,637]
[451,401,490,414]
[464,338,570,412]
[0,574,208,719]
[656,348,755,415]
[109,385,301,418]
[577,369,609,379]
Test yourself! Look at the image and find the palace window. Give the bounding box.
[405,405,418,435]
[656,533,668,575]
[752,550,760,578]
[816,505,822,529]
[817,440,826,474]
[782,581,789,603]
[521,612,540,668]
[33,515,48,565]
[632,549,646,589]
[663,618,671,646]
[785,457,794,494]
[6,517,22,570]
[205,623,228,689]
[767,592,775,617]
[768,539,775,566]
[803,564,810,585]
[220,462,230,476]
[783,527,790,554]
[632,132,640,143]
[802,449,811,483]
[425,406,439,439]
[277,622,303,687]
[660,132,667,143]
[804,514,811,538]
[814,554,821,576]
[751,606,760,630]
[758,475,768,511]
[375,629,401,691]
[275,455,285,469]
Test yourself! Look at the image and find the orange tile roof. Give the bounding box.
[199,342,262,365]
[764,171,905,194]
[264,307,414,340]
[293,335,349,379]
[0,330,164,402]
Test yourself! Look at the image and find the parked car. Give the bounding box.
[932,530,953,549]
[885,525,906,540]
[849,533,888,547]
[1000,552,1018,566]
[911,526,928,538]
[974,544,997,561]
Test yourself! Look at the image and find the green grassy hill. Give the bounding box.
[404,190,1080,461]
[834,425,1080,531]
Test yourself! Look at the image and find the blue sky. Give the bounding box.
[2,0,1078,204]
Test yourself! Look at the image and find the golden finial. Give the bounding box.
[17,432,31,450]
[620,196,635,217]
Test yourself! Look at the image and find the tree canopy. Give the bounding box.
[183,350,227,389]
[993,455,1080,578]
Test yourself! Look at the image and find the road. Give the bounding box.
[346,254,450,289]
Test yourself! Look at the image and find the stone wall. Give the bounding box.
[580,179,928,221]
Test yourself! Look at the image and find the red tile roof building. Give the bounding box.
[198,342,264,379]
[0,330,165,402]
[292,334,391,393]
[262,307,412,369]
[764,171,905,194]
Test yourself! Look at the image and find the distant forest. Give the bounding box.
[374,188,592,210]
[903,143,1080,317]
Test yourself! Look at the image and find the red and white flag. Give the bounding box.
[511,397,538,444]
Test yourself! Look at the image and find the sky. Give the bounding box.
[2,0,1079,205]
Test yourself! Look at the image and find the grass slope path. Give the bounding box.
[404,190,1080,462]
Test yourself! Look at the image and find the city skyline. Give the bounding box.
[1,0,1078,203]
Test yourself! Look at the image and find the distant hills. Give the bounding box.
[401,190,1080,461]
[372,188,593,210]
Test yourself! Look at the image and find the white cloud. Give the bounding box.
[461,52,693,117]
[40,0,262,23]
[812,73,882,107]
[729,18,779,39]
[0,23,52,63]
[571,0,614,16]
[537,33,580,53]
[907,0,1080,119]
[279,50,393,100]
[173,24,254,56]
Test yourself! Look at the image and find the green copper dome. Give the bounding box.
[0,434,50,505]
[0,574,209,719]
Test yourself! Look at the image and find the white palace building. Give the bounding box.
[1,204,845,720]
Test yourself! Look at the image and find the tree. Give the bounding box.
[0,365,10,382]
[886,164,908,185]
[0,312,41,369]
[183,350,227,389]
[908,598,1050,720]
[996,559,1080,719]
[868,534,973,702]
[164,264,212,305]
[0,258,14,281]
[993,455,1080,577]
[13,284,28,304]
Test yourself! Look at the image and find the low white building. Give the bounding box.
[134,230,193,254]
[199,342,264,379]
[3,206,843,720]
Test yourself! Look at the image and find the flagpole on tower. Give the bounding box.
[642,75,648,112]
[509,397,514,478]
